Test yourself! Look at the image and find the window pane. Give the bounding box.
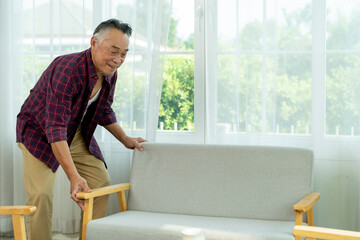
[110,0,135,24]
[158,54,194,132]
[218,0,263,51]
[216,53,311,135]
[326,0,360,50]
[266,0,312,50]
[22,54,52,98]
[326,54,360,136]
[23,0,93,53]
[34,0,51,52]
[217,54,238,133]
[58,0,93,53]
[326,0,360,136]
[112,0,151,52]
[266,54,312,134]
[217,54,263,134]
[23,1,34,53]
[216,1,312,137]
[158,0,194,133]
[114,54,149,132]
[217,0,237,52]
[167,0,194,51]
[22,54,35,98]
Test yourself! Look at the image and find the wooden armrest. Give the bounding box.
[0,206,36,215]
[77,183,130,240]
[294,192,320,212]
[293,225,360,240]
[76,183,130,199]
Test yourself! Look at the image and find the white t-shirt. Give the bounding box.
[82,86,102,121]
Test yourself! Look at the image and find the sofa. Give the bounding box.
[77,143,320,240]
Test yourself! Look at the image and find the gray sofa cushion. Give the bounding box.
[127,143,313,221]
[87,210,296,240]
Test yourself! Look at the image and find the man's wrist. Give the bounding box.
[120,135,129,145]
[66,169,81,182]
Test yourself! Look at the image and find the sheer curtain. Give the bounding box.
[0,0,172,235]
[205,0,360,231]
[0,0,26,234]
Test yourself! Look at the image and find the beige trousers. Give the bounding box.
[18,126,110,240]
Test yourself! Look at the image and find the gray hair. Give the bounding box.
[93,19,132,44]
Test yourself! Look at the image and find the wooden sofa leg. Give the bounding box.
[117,191,127,212]
[307,208,314,226]
[306,209,315,240]
[12,214,26,240]
[295,211,302,225]
[81,198,94,240]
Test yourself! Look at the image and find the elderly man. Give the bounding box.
[16,19,146,240]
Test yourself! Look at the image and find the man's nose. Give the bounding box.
[113,55,124,65]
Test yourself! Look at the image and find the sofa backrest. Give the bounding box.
[127,143,313,221]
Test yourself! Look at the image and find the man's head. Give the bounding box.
[91,19,132,77]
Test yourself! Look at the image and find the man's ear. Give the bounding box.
[90,37,97,48]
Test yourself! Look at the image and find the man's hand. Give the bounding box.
[70,175,91,210]
[122,136,148,151]
[104,123,148,151]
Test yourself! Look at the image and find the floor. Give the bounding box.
[0,232,78,240]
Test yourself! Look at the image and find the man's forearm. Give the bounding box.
[104,122,146,151]
[50,140,79,180]
[104,122,127,143]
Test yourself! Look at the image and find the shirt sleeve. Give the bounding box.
[45,62,75,143]
[99,107,117,126]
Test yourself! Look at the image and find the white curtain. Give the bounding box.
[0,0,172,235]
[0,0,26,234]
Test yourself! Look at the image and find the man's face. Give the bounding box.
[91,28,129,77]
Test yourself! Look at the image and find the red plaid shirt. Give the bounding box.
[16,48,117,172]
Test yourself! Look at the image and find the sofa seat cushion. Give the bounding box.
[87,210,296,240]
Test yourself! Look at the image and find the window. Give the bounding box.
[159,0,360,141]
[22,0,360,146]
[156,0,205,143]
[211,0,312,136]
[157,0,313,145]
[326,0,360,136]
[158,0,195,132]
